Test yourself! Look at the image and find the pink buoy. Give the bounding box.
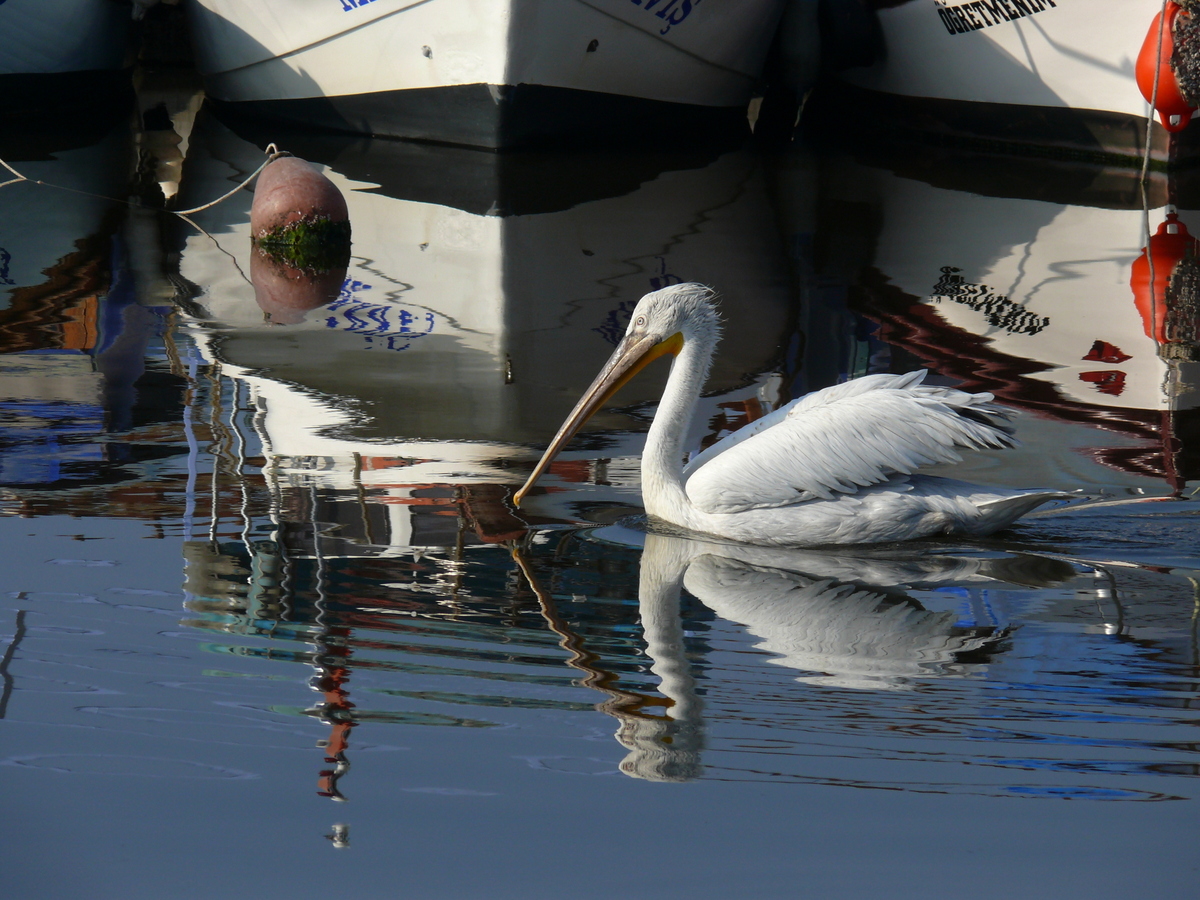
[250,154,349,241]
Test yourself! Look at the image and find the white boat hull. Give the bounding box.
[185,0,786,146]
[823,0,1194,164]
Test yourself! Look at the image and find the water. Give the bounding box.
[1,90,1198,899]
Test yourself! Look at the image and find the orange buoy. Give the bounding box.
[1137,1,1197,132]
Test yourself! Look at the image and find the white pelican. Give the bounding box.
[514,283,1066,546]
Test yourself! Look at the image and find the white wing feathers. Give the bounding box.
[683,371,1014,515]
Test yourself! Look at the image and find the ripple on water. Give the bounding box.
[0,754,258,779]
[8,521,1199,805]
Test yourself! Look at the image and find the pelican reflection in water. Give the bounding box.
[515,284,1066,546]
[608,532,1076,782]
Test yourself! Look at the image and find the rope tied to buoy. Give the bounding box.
[173,144,290,215]
[0,142,295,291]
[1141,0,1169,185]
[1142,0,1171,380]
[0,142,289,219]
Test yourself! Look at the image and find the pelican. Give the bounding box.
[514,284,1066,546]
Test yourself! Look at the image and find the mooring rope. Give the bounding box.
[173,143,286,215]
[0,142,284,220]
[1142,0,1169,184]
[1142,0,1172,390]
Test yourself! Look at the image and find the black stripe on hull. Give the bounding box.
[805,80,1200,169]
[208,82,751,150]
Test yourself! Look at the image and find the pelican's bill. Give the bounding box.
[513,330,682,507]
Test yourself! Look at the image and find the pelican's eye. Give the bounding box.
[634,315,647,329]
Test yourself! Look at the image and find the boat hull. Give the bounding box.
[0,0,133,117]
[185,0,785,147]
[807,80,1199,168]
[827,0,1194,165]
[0,0,130,76]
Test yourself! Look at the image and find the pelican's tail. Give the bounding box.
[972,490,1071,534]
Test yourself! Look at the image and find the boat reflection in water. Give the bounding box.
[810,144,1200,496]
[2,71,1199,884]
[2,111,1194,819]
[171,110,800,517]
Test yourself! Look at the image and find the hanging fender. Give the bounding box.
[1137,1,1197,132]
[1130,211,1198,343]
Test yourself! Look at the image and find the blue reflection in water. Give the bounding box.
[323,278,436,351]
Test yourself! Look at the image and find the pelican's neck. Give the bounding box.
[642,331,714,523]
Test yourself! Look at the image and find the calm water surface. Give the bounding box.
[1,96,1198,898]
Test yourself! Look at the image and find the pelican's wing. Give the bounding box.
[683,371,1014,514]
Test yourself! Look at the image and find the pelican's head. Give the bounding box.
[513,283,720,507]
[627,282,721,348]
